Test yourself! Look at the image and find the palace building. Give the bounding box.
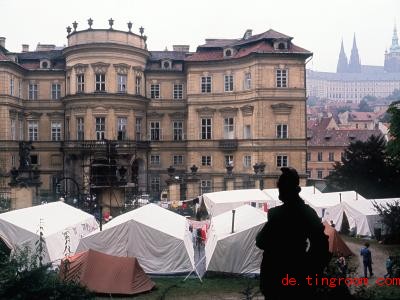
[0,20,310,211]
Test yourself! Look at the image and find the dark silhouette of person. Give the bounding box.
[256,167,330,300]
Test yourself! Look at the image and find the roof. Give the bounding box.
[307,128,382,147]
[348,112,377,121]
[187,29,311,62]
[17,49,64,60]
[149,50,188,61]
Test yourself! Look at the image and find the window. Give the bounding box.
[28,83,38,100]
[306,170,311,178]
[51,83,61,100]
[19,120,23,140]
[307,152,311,161]
[317,170,323,179]
[244,125,252,139]
[364,123,368,129]
[117,117,127,140]
[135,76,141,95]
[276,155,288,167]
[30,154,38,165]
[276,69,287,88]
[244,72,251,90]
[28,120,38,141]
[95,74,106,92]
[173,121,183,141]
[150,155,160,165]
[201,155,212,166]
[201,76,211,93]
[224,75,233,92]
[150,176,160,194]
[173,84,183,99]
[150,84,160,99]
[150,121,161,141]
[77,74,85,93]
[276,124,288,139]
[10,78,14,96]
[65,118,70,140]
[51,121,62,141]
[224,155,234,167]
[10,119,16,140]
[223,117,234,139]
[117,74,127,93]
[77,117,84,140]
[11,155,16,167]
[135,118,142,141]
[173,155,183,165]
[18,80,22,98]
[317,152,323,162]
[329,152,334,161]
[201,118,212,140]
[201,180,212,194]
[243,155,252,168]
[95,117,105,140]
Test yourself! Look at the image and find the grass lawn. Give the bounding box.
[96,275,261,300]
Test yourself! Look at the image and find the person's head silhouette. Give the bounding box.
[277,167,301,203]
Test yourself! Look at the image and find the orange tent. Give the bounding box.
[60,249,155,295]
[323,221,354,257]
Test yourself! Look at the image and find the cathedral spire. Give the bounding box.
[348,33,361,73]
[336,38,348,73]
[390,22,399,51]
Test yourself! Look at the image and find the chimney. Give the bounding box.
[22,44,29,52]
[173,45,190,52]
[0,37,5,48]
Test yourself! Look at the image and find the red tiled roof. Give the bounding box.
[348,112,376,121]
[308,128,382,147]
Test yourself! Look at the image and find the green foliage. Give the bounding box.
[358,99,373,112]
[0,233,94,299]
[386,101,400,166]
[326,135,400,198]
[337,106,352,114]
[373,200,400,244]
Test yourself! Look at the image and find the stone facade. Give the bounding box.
[0,23,310,210]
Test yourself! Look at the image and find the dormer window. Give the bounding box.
[274,41,288,50]
[224,48,234,58]
[40,59,50,69]
[161,60,172,70]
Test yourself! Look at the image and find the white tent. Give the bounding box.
[262,186,323,209]
[205,205,268,274]
[203,189,270,216]
[0,201,98,264]
[76,203,196,275]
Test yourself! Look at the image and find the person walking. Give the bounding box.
[384,256,394,279]
[256,167,330,300]
[360,242,373,278]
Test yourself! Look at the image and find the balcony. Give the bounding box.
[61,140,150,153]
[218,139,238,151]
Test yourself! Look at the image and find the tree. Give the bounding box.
[387,101,400,165]
[326,135,399,198]
[373,200,400,244]
[357,99,373,112]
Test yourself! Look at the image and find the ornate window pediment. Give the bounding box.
[73,63,88,74]
[91,62,110,74]
[114,63,130,75]
[147,111,164,119]
[271,103,293,115]
[240,105,254,116]
[168,112,186,118]
[46,111,64,118]
[196,107,216,116]
[25,111,42,119]
[219,107,238,116]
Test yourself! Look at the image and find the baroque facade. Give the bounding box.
[307,26,400,103]
[0,21,310,210]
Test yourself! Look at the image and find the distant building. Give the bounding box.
[307,26,400,103]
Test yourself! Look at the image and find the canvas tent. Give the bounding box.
[262,186,323,209]
[323,221,353,257]
[60,249,155,295]
[205,205,268,274]
[203,189,270,217]
[76,203,196,275]
[0,201,98,264]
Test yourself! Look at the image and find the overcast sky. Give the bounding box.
[1,0,399,72]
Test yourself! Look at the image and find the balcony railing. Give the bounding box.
[61,140,150,152]
[218,139,238,151]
